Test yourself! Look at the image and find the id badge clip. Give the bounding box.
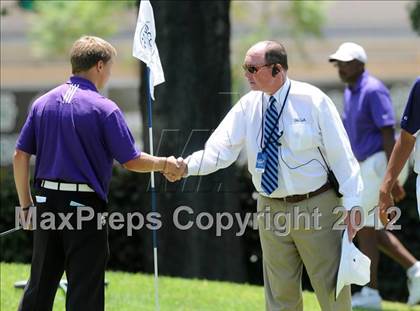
[256,152,267,173]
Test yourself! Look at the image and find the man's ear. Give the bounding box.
[271,65,280,77]
[96,60,104,72]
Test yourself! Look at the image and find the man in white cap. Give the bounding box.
[329,42,420,309]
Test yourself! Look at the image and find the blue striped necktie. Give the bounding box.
[261,96,279,195]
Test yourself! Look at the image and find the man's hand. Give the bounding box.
[19,205,34,230]
[162,156,187,182]
[390,181,405,203]
[344,208,362,242]
[378,187,395,227]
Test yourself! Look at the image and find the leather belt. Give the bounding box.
[41,180,94,192]
[278,182,332,203]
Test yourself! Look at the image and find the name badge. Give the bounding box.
[256,152,267,173]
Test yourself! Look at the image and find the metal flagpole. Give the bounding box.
[132,2,165,309]
[145,66,160,311]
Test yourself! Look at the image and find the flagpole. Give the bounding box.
[145,66,160,311]
[132,2,164,308]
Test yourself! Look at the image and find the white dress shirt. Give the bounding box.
[186,78,363,211]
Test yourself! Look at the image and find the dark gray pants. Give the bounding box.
[18,188,109,311]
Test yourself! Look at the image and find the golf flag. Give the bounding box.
[133,0,165,100]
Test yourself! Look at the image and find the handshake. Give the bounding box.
[161,156,188,182]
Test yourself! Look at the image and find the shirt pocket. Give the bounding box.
[284,122,317,151]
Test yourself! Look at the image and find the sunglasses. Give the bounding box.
[242,63,273,74]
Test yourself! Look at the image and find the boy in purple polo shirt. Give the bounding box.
[379,77,420,306]
[14,36,185,311]
[329,43,420,309]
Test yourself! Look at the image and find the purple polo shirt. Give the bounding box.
[16,76,141,201]
[401,77,420,135]
[401,77,420,174]
[342,71,395,161]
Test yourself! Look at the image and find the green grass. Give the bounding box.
[1,262,418,311]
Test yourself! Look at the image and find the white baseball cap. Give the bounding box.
[329,42,368,64]
[335,229,371,299]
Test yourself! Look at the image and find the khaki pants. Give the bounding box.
[257,189,351,311]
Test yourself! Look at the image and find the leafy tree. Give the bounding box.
[28,0,135,57]
[409,0,420,35]
[286,1,326,51]
[230,1,327,94]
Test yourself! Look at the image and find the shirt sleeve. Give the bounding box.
[401,78,420,136]
[103,109,141,164]
[186,101,247,176]
[318,95,363,211]
[367,89,395,129]
[16,106,36,155]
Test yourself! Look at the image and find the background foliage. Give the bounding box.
[28,0,135,57]
[409,0,420,35]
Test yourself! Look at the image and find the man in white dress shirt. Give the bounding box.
[167,41,363,311]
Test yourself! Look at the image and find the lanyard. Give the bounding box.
[260,83,291,152]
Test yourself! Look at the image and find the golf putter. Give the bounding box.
[14,279,109,293]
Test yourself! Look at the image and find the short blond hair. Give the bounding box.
[70,36,117,74]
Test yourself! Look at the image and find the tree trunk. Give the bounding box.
[139,1,247,282]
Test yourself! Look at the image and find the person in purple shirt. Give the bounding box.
[14,36,185,311]
[379,77,420,306]
[329,43,420,309]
